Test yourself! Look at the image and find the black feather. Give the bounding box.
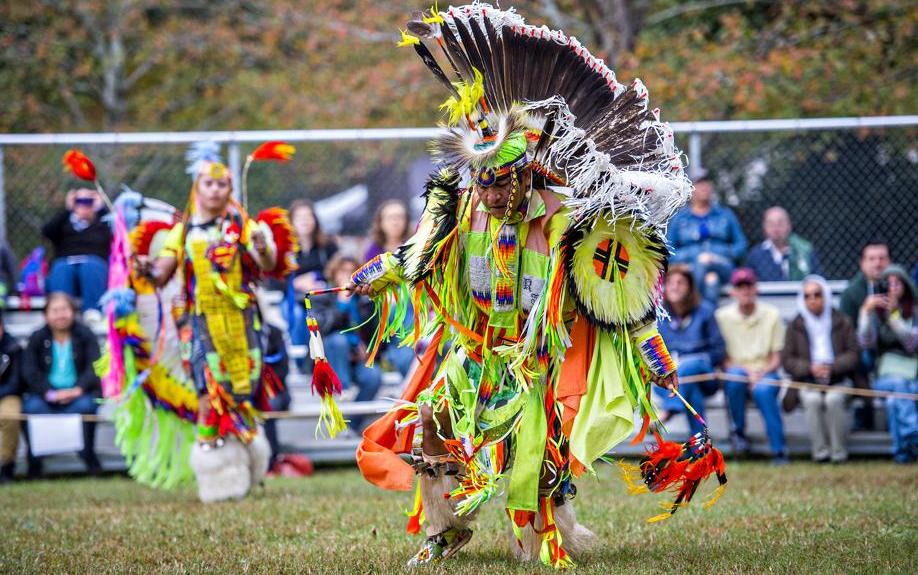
[414,42,459,97]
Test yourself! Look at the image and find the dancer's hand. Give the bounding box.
[251,230,268,255]
[133,255,153,278]
[653,371,679,393]
[348,281,374,297]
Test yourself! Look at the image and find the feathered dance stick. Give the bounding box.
[303,291,347,438]
[241,141,296,213]
[620,387,728,522]
[63,149,132,399]
[63,149,115,213]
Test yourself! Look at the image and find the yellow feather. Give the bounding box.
[439,68,484,126]
[397,30,420,47]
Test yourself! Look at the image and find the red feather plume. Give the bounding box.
[255,207,299,279]
[63,149,97,181]
[129,220,176,257]
[638,429,727,522]
[311,358,342,398]
[250,141,296,162]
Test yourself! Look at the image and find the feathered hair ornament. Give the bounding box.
[185,141,225,181]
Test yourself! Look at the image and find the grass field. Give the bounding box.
[0,461,915,574]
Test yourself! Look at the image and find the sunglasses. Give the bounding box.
[73,197,95,206]
[803,292,823,299]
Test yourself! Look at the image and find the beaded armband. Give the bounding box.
[634,326,676,378]
[351,254,389,286]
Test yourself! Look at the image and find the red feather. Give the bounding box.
[255,207,299,279]
[62,149,96,181]
[250,141,295,162]
[311,358,342,398]
[129,220,175,257]
[639,430,727,518]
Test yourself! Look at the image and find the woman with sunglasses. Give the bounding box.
[782,275,859,463]
[42,188,112,318]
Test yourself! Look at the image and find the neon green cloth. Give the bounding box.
[506,384,547,512]
[568,330,635,472]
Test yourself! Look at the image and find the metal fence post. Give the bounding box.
[688,131,702,176]
[228,141,241,201]
[0,145,5,244]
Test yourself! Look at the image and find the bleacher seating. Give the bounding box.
[5,280,895,474]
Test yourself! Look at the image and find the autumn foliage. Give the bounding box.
[0,1,913,135]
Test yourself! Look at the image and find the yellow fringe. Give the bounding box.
[316,394,348,439]
[703,483,726,510]
[617,460,650,495]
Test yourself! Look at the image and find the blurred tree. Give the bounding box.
[1,0,913,133]
[616,0,917,120]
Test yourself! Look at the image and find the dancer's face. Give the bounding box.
[196,162,232,214]
[476,169,530,218]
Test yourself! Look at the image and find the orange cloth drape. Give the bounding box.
[356,327,444,491]
[557,316,594,438]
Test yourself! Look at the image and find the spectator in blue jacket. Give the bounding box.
[656,264,726,436]
[745,206,821,282]
[667,172,748,302]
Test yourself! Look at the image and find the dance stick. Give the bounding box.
[304,285,350,297]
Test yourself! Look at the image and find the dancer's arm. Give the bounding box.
[136,222,182,287]
[246,220,277,271]
[135,255,178,288]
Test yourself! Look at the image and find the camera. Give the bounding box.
[875,278,889,296]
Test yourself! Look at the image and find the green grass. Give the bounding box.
[0,462,915,574]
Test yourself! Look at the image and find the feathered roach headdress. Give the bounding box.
[401,2,691,229]
[185,141,228,183]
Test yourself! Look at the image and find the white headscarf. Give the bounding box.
[797,274,834,364]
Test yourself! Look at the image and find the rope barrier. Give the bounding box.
[1,372,914,423]
[677,371,918,401]
[0,400,394,422]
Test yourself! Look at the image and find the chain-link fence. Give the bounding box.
[0,118,915,281]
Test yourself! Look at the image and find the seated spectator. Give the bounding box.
[42,188,111,318]
[285,200,337,371]
[21,292,102,477]
[667,172,747,302]
[366,200,415,377]
[858,265,917,464]
[782,276,859,463]
[365,199,411,261]
[840,239,892,431]
[745,206,821,281]
[260,322,291,472]
[0,240,17,305]
[656,264,726,436]
[0,312,23,483]
[716,268,787,464]
[312,255,382,431]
